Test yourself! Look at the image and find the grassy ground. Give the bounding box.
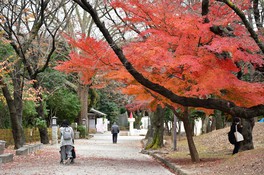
[159,122,264,175]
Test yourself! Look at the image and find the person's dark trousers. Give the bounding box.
[112,133,118,143]
[233,142,240,154]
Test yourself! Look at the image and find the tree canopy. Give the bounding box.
[58,0,264,119]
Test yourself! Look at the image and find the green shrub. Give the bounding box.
[77,126,86,138]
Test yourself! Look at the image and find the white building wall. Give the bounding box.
[96,117,109,133]
[168,118,203,136]
[141,116,150,129]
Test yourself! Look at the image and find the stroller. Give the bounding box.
[60,146,76,165]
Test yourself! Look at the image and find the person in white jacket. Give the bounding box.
[59,120,74,164]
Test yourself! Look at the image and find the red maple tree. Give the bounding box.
[58,0,264,111]
[55,34,119,87]
[65,0,264,162]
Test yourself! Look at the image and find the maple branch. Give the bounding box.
[201,0,209,16]
[103,6,126,41]
[220,0,264,54]
[73,0,264,119]
[201,0,210,23]
[253,0,261,30]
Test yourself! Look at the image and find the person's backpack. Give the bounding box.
[62,127,72,140]
[228,131,235,145]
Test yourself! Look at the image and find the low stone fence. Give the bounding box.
[16,143,43,155]
[0,140,13,164]
[0,140,5,154]
[0,153,13,164]
[0,141,43,164]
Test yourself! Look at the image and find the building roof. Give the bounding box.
[90,108,107,116]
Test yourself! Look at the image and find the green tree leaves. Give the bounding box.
[47,88,81,124]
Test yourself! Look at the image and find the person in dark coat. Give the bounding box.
[229,117,243,154]
[111,122,119,143]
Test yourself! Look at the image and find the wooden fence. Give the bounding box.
[0,128,52,147]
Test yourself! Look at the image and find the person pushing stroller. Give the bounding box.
[59,120,75,165]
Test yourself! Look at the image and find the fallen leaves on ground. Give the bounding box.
[160,122,264,175]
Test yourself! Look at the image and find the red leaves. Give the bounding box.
[56,0,264,109]
[55,34,119,84]
[112,0,264,107]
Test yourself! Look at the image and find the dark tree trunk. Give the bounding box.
[78,83,89,125]
[253,0,261,30]
[202,0,210,23]
[145,105,164,149]
[38,127,49,144]
[206,117,212,133]
[1,76,25,149]
[202,0,209,16]
[210,116,216,131]
[190,118,195,136]
[36,107,49,144]
[214,110,225,130]
[34,82,49,144]
[135,111,143,129]
[202,117,209,133]
[240,118,255,150]
[164,120,170,136]
[182,107,200,162]
[173,115,177,150]
[177,120,182,137]
[145,112,153,140]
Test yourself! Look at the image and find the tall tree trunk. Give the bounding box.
[211,115,216,131]
[36,102,49,144]
[240,118,255,150]
[214,110,224,129]
[34,81,49,144]
[1,78,24,149]
[164,120,170,136]
[172,114,178,151]
[253,0,261,30]
[145,105,164,149]
[78,83,89,131]
[134,111,141,129]
[202,117,207,133]
[38,127,49,144]
[182,107,200,162]
[145,111,153,140]
[202,116,211,133]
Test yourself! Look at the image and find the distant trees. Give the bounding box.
[47,88,81,123]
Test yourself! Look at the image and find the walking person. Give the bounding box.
[111,122,119,143]
[60,120,74,164]
[228,117,243,154]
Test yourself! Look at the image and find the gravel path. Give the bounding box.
[0,132,176,175]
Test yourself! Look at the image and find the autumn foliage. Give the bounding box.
[56,0,264,109]
[55,34,119,85]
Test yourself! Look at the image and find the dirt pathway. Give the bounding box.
[0,132,176,175]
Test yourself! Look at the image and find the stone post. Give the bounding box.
[128,117,135,136]
[51,116,58,146]
[82,118,87,138]
[0,140,6,154]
